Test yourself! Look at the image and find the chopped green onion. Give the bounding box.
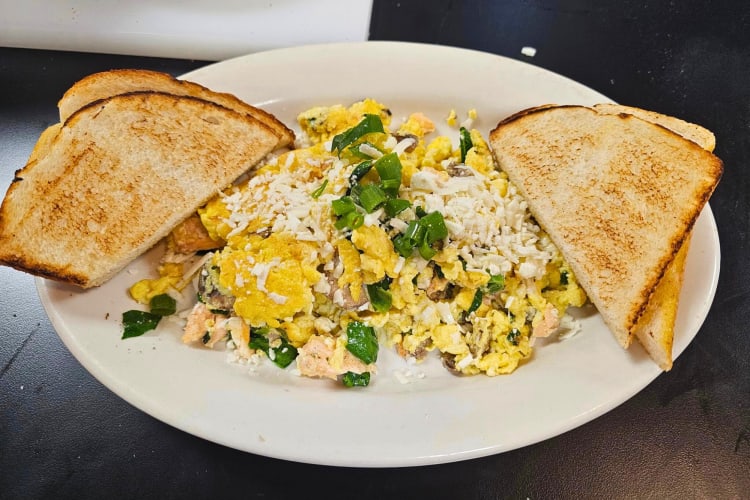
[485,274,505,294]
[459,126,473,163]
[249,328,298,368]
[420,211,448,243]
[366,282,392,312]
[392,233,414,258]
[342,371,371,387]
[357,184,387,213]
[334,210,364,230]
[374,152,402,196]
[331,114,385,155]
[149,293,176,317]
[507,328,521,346]
[121,310,161,339]
[384,198,411,217]
[349,160,374,188]
[467,289,483,314]
[418,240,437,260]
[311,179,329,199]
[345,321,379,364]
[391,211,447,260]
[332,196,357,216]
[560,270,569,285]
[403,219,426,244]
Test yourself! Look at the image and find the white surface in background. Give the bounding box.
[0,0,373,60]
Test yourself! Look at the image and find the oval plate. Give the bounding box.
[37,42,720,467]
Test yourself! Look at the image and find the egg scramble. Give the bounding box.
[127,99,587,386]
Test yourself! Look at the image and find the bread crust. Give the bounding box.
[58,69,295,149]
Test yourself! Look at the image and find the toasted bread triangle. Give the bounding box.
[596,104,716,370]
[489,105,722,356]
[0,91,279,287]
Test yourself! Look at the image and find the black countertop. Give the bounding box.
[1,1,748,498]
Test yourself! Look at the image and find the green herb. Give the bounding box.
[384,198,411,217]
[249,328,298,368]
[121,310,161,339]
[560,270,569,285]
[270,343,298,368]
[356,184,387,213]
[393,233,415,258]
[391,211,448,260]
[373,152,402,196]
[467,289,483,314]
[332,196,357,216]
[201,332,211,345]
[420,211,448,244]
[485,274,505,294]
[342,371,371,387]
[507,328,521,346]
[345,321,379,364]
[331,114,385,155]
[311,179,329,199]
[334,210,364,231]
[149,293,176,317]
[366,282,392,312]
[122,293,177,339]
[348,160,374,188]
[459,126,473,163]
[418,239,437,260]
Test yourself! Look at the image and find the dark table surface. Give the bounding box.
[2,1,748,498]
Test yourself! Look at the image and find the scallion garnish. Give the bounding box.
[420,210,448,244]
[348,160,374,188]
[334,210,364,230]
[373,152,402,196]
[149,293,177,317]
[332,196,357,216]
[366,280,392,312]
[357,184,388,213]
[459,126,473,162]
[345,321,379,364]
[467,289,483,314]
[121,293,176,339]
[383,198,411,217]
[486,273,505,293]
[331,114,385,156]
[121,310,161,339]
[507,328,521,346]
[249,327,298,368]
[391,211,448,260]
[311,179,329,199]
[342,371,371,387]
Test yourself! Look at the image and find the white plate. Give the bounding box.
[36,42,721,467]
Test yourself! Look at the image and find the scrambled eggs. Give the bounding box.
[129,99,587,385]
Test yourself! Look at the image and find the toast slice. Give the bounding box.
[631,233,691,370]
[595,104,716,370]
[57,69,295,149]
[489,105,722,356]
[0,91,280,288]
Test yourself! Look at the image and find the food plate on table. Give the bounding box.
[35,42,721,467]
